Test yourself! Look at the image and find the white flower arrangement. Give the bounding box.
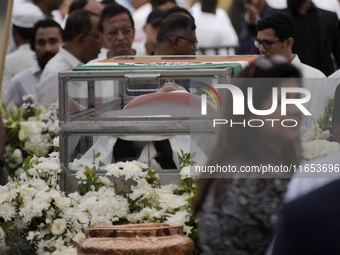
[0,151,198,255]
[301,99,340,161]
[1,96,59,178]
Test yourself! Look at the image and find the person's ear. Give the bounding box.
[170,37,179,50]
[76,33,86,45]
[132,28,136,40]
[99,32,106,48]
[286,37,294,50]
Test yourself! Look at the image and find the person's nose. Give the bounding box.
[45,42,53,52]
[116,29,125,40]
[259,43,266,55]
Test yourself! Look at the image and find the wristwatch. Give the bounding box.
[0,155,4,168]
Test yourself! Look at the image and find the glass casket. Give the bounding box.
[58,55,257,193]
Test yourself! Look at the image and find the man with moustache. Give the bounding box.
[285,0,340,76]
[5,19,63,107]
[98,4,136,58]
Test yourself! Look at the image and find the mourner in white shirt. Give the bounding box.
[256,12,332,133]
[2,3,44,99]
[37,10,101,108]
[191,0,238,55]
[5,18,63,108]
[132,9,165,55]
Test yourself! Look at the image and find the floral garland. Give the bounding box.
[0,148,198,255]
[1,96,58,178]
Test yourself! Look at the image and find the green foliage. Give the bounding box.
[177,150,196,169]
[317,99,334,132]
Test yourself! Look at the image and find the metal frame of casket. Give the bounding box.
[58,55,257,193]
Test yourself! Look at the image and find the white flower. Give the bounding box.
[75,170,86,180]
[50,219,67,236]
[53,137,59,148]
[54,197,72,210]
[105,164,121,177]
[0,202,16,221]
[180,166,190,180]
[165,210,190,226]
[12,149,23,164]
[98,176,112,186]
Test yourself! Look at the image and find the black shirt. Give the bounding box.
[291,5,321,71]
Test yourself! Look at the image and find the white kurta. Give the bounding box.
[5,63,41,107]
[191,3,239,55]
[36,45,82,108]
[2,44,36,99]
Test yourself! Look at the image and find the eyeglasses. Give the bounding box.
[83,33,99,40]
[254,39,282,50]
[104,27,133,38]
[175,36,198,48]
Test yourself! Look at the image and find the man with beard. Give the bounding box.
[5,18,63,107]
[285,0,340,76]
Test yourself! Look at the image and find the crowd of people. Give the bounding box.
[1,0,340,254]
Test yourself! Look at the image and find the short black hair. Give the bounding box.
[98,3,134,32]
[69,0,88,14]
[257,12,295,41]
[12,25,33,40]
[150,0,177,9]
[163,6,194,21]
[157,14,196,44]
[30,18,62,51]
[101,0,116,5]
[201,0,217,13]
[63,9,98,42]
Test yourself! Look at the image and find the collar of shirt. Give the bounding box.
[59,44,83,67]
[29,62,42,76]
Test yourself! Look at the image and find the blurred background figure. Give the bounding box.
[285,0,340,76]
[1,3,44,100]
[132,9,165,55]
[32,0,62,18]
[5,19,63,107]
[192,0,238,55]
[133,0,177,42]
[195,56,302,254]
[239,0,274,54]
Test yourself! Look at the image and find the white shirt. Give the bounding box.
[192,10,239,55]
[132,39,147,56]
[37,45,82,108]
[2,44,36,99]
[291,55,329,133]
[5,63,41,107]
[132,3,152,40]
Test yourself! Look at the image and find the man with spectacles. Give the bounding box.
[37,10,101,108]
[154,14,197,55]
[256,11,331,133]
[98,4,136,58]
